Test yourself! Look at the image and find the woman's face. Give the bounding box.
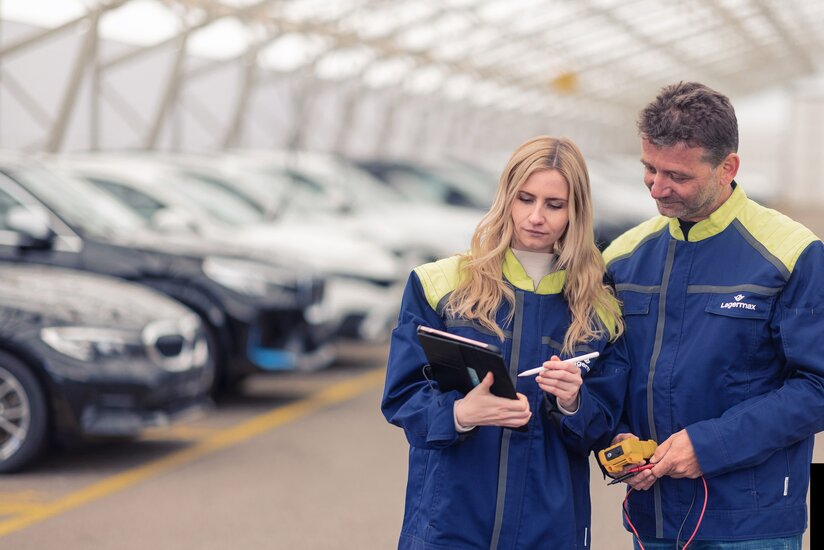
[510,169,570,254]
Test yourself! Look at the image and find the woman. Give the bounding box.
[381,136,630,549]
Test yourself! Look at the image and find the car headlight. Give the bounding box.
[203,256,298,298]
[40,326,142,362]
[40,316,208,372]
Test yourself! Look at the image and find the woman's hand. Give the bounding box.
[454,372,531,428]
[536,355,582,411]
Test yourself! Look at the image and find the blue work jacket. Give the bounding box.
[603,185,824,541]
[381,250,629,549]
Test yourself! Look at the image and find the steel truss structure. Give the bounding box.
[0,0,823,159]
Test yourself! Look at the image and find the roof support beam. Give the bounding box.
[223,47,261,149]
[144,32,189,149]
[752,0,816,73]
[100,0,280,72]
[0,68,52,130]
[0,13,87,58]
[333,80,363,155]
[45,9,102,152]
[578,0,733,90]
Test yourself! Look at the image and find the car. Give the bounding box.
[52,153,406,343]
[0,153,334,393]
[0,263,213,473]
[355,158,495,210]
[222,150,482,267]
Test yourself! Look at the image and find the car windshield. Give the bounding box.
[426,163,495,207]
[266,156,408,208]
[8,165,148,237]
[374,165,452,204]
[166,171,267,227]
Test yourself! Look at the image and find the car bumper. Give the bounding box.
[321,278,403,342]
[40,352,214,438]
[80,395,212,436]
[238,309,338,373]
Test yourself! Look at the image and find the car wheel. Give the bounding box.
[0,351,48,473]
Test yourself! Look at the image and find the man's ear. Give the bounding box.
[718,153,740,185]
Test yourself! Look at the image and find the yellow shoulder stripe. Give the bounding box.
[413,255,466,311]
[602,216,669,267]
[737,201,818,274]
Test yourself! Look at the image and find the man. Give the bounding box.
[603,81,824,549]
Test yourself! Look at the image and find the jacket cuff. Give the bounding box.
[548,384,592,439]
[686,420,729,477]
[426,390,464,447]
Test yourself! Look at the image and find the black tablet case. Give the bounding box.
[416,325,518,399]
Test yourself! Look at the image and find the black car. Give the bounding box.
[0,263,214,472]
[0,154,333,392]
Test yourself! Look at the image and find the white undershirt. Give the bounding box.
[511,248,557,289]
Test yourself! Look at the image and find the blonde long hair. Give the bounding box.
[445,136,623,354]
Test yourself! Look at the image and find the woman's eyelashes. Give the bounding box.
[517,194,565,209]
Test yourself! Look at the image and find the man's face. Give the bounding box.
[640,139,738,222]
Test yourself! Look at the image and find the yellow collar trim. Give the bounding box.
[503,248,565,294]
[668,185,747,242]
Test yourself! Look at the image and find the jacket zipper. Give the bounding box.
[489,291,524,550]
[647,239,677,537]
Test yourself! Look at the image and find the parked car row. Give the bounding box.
[0,149,492,472]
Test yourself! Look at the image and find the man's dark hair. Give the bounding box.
[638,81,738,166]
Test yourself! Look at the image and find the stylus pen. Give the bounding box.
[517,351,600,377]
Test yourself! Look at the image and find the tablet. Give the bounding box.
[416,325,518,400]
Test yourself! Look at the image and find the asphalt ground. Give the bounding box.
[0,341,818,549]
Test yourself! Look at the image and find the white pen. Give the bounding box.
[517,351,600,377]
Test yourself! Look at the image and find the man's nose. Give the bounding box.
[648,174,670,199]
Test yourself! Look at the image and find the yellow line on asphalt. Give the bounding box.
[0,367,386,538]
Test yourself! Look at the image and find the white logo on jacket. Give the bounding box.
[721,294,757,310]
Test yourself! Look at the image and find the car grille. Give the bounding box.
[142,315,207,372]
[154,334,185,358]
[297,277,325,307]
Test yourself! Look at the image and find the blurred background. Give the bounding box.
[0,1,822,548]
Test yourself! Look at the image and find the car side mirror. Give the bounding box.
[5,205,54,248]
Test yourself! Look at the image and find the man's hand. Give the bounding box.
[609,433,658,491]
[607,430,702,490]
[455,372,532,429]
[649,429,703,479]
[536,355,583,411]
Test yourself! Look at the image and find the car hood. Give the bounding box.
[0,264,193,328]
[103,228,233,259]
[209,221,403,282]
[346,203,480,259]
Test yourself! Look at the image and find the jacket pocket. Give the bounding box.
[619,291,652,315]
[703,292,774,320]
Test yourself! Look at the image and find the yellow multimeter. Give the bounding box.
[598,439,657,474]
